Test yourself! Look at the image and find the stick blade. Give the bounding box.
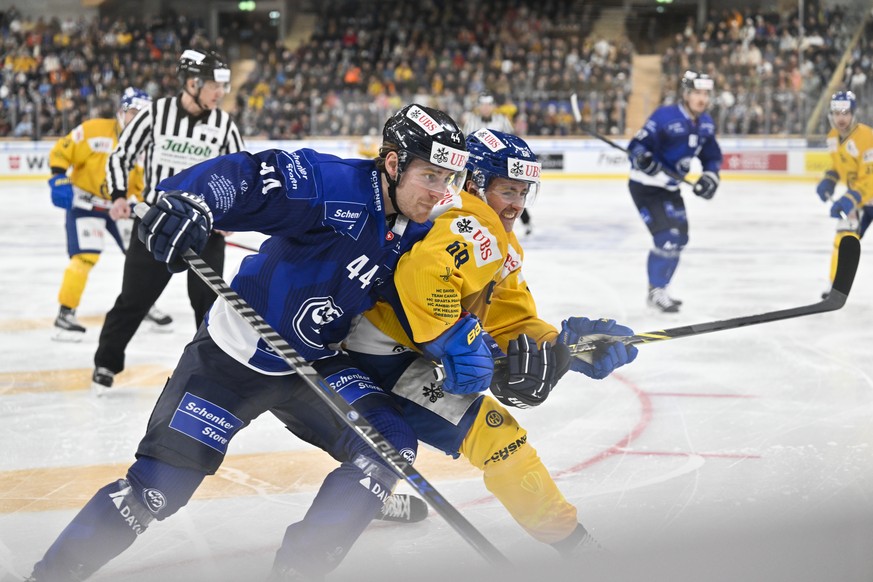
[570,93,582,123]
[831,235,861,298]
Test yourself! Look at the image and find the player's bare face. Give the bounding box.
[397,159,461,222]
[484,177,528,232]
[685,89,710,117]
[197,80,227,110]
[831,110,854,136]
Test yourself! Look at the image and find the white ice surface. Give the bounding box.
[1,177,872,582]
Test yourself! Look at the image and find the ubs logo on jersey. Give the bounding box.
[325,201,367,240]
[293,296,344,349]
[87,137,115,153]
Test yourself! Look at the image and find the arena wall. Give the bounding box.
[0,138,827,181]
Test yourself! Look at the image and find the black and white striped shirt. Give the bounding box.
[106,94,244,205]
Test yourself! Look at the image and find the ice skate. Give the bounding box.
[374,493,428,523]
[145,305,174,333]
[552,523,605,558]
[647,287,681,313]
[52,306,85,342]
[91,367,115,397]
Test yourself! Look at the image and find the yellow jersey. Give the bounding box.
[365,190,556,353]
[49,117,144,200]
[826,122,873,206]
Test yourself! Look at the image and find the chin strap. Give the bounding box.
[381,167,402,218]
[183,84,206,115]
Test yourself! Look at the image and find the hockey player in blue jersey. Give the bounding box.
[627,70,723,312]
[26,104,496,582]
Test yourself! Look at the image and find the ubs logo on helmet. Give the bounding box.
[293,296,344,349]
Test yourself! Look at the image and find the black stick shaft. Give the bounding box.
[569,93,694,186]
[570,235,860,354]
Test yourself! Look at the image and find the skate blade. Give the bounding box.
[146,322,175,334]
[52,328,85,343]
[91,381,112,397]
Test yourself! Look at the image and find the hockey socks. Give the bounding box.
[272,457,397,578]
[30,480,145,581]
[30,458,205,581]
[273,403,415,578]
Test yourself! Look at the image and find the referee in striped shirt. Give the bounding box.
[92,48,244,394]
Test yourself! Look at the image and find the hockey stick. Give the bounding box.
[568,234,860,354]
[569,93,694,186]
[133,206,508,567]
[435,235,859,380]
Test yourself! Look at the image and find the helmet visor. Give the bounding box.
[483,177,541,208]
[403,159,466,198]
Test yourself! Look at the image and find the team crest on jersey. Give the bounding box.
[325,201,367,240]
[142,488,167,513]
[450,215,501,267]
[676,157,692,174]
[293,296,344,349]
[846,139,859,157]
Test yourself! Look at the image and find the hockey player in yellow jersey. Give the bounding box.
[815,90,873,291]
[345,128,638,555]
[48,87,171,340]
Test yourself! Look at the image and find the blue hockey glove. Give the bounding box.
[631,150,662,176]
[49,174,73,209]
[830,189,862,219]
[693,171,719,200]
[490,335,571,409]
[423,314,494,395]
[137,191,213,273]
[557,317,638,380]
[816,170,839,202]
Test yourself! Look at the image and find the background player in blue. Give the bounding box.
[627,70,723,313]
[25,104,492,582]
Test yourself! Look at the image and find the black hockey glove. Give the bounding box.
[138,191,214,273]
[490,335,571,409]
[632,150,662,176]
[693,171,719,200]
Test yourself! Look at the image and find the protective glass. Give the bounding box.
[483,177,541,208]
[403,159,466,198]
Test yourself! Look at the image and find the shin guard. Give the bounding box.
[30,479,152,581]
[460,396,578,544]
[57,253,98,309]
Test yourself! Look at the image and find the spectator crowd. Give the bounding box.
[1,1,871,140]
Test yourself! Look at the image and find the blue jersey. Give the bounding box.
[157,148,431,374]
[628,103,722,190]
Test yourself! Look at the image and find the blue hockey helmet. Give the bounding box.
[830,91,857,114]
[465,128,541,206]
[120,87,151,113]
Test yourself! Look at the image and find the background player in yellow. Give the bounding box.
[815,90,873,293]
[345,128,638,555]
[48,87,172,341]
